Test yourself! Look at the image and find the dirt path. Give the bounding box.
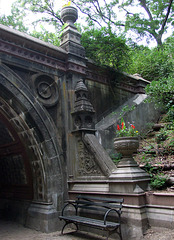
[142,227,174,240]
[1,220,174,240]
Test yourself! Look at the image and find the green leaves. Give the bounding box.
[31,26,60,46]
[145,76,174,109]
[0,4,28,32]
[0,0,64,37]
[73,0,174,46]
[0,0,173,47]
[81,27,130,71]
[128,39,174,81]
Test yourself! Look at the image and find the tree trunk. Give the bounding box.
[156,35,162,47]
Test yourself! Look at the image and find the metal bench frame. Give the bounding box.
[59,195,124,240]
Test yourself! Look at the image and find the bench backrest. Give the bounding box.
[76,195,124,214]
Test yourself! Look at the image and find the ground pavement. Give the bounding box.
[0,220,174,240]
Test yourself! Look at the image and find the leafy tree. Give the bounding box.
[0,0,64,42]
[143,36,174,111]
[72,0,174,46]
[0,5,28,32]
[15,0,64,30]
[128,43,174,81]
[127,33,174,112]
[31,25,60,45]
[81,27,130,70]
[145,75,174,110]
[122,0,174,46]
[1,0,173,47]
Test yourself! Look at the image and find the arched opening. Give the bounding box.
[0,63,66,232]
[0,113,33,200]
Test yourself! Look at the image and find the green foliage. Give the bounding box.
[110,153,122,164]
[128,44,174,81]
[119,105,136,118]
[116,118,139,137]
[145,76,174,110]
[123,0,174,46]
[0,0,64,39]
[166,106,174,122]
[81,27,130,71]
[129,36,173,114]
[17,0,63,28]
[143,163,168,190]
[0,0,173,48]
[31,26,60,46]
[0,5,28,32]
[72,0,174,46]
[156,129,168,143]
[150,174,168,190]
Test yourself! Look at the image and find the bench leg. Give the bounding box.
[118,225,122,240]
[106,228,122,240]
[61,222,78,235]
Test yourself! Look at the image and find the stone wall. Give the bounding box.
[96,94,161,155]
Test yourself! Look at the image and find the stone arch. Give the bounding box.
[0,63,66,231]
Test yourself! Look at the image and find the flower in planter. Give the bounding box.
[116,118,139,137]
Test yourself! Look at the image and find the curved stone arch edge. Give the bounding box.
[0,63,67,206]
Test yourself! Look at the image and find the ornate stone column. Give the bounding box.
[60,6,86,63]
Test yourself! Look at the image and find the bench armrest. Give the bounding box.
[104,208,121,225]
[61,201,77,216]
[64,200,76,204]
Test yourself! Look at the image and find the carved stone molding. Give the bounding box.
[77,138,101,176]
[0,40,66,71]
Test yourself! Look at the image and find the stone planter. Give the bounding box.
[109,137,150,193]
[114,137,139,159]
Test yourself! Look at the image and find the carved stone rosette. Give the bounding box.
[33,74,59,107]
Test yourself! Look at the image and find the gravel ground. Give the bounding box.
[142,227,174,240]
[1,220,174,240]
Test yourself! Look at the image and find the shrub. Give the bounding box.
[110,153,122,164]
[156,129,168,143]
[150,174,168,190]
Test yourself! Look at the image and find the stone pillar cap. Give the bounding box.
[60,6,78,25]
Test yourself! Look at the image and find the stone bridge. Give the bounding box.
[0,6,161,239]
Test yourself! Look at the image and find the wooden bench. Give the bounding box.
[59,195,124,240]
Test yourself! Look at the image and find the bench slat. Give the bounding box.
[77,195,124,203]
[59,215,119,229]
[76,200,122,210]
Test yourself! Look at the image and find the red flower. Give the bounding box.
[131,124,135,129]
[121,121,124,129]
[117,125,120,130]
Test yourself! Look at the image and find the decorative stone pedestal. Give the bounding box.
[109,137,150,193]
[25,202,60,233]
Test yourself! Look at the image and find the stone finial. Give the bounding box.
[74,79,95,113]
[72,79,95,132]
[60,6,85,58]
[60,6,78,25]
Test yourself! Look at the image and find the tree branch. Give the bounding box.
[139,0,153,21]
[103,0,111,21]
[71,1,102,27]
[159,0,173,35]
[120,7,134,16]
